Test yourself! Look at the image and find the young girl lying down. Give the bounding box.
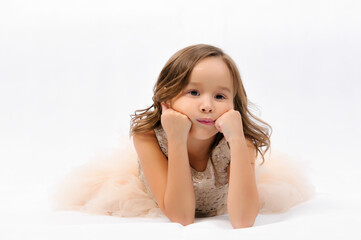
[53,44,315,229]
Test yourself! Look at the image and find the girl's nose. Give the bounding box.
[201,107,213,113]
[200,97,214,113]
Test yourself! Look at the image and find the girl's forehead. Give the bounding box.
[187,57,233,91]
[192,57,228,72]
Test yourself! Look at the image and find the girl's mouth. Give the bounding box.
[196,119,215,126]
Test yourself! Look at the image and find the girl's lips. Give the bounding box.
[196,119,215,126]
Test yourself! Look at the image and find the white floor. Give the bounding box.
[1,182,360,239]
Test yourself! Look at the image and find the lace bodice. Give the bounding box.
[137,126,231,217]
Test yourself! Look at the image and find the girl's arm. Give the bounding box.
[227,138,259,229]
[161,103,195,224]
[133,131,195,226]
[133,131,195,225]
[165,134,195,225]
[133,103,195,226]
[214,109,258,229]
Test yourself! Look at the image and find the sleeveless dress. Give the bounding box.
[138,126,230,217]
[51,126,315,218]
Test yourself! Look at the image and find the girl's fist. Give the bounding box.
[215,109,244,143]
[161,103,192,141]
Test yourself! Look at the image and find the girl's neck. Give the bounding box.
[187,135,216,162]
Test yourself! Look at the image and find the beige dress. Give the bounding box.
[138,126,231,217]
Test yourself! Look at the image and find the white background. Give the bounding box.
[0,0,360,238]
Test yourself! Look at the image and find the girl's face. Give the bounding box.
[169,57,234,140]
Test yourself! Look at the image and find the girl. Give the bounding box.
[52,44,315,229]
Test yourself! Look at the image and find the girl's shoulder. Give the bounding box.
[132,128,158,149]
[133,129,156,140]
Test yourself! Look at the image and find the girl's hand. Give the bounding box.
[161,103,192,141]
[215,109,245,143]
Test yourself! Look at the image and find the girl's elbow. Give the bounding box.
[229,211,258,229]
[231,219,255,229]
[230,214,257,229]
[169,215,194,226]
[163,201,195,226]
[229,200,259,229]
[172,218,194,226]
[163,206,195,226]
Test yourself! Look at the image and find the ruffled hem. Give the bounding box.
[254,150,315,213]
[51,139,315,217]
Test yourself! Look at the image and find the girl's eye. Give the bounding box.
[187,90,226,99]
[188,90,199,96]
[215,94,226,100]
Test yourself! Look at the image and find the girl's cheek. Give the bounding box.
[228,101,235,110]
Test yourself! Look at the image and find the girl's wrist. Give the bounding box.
[228,137,246,148]
[168,135,188,145]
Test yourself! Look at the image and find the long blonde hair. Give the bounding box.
[130,44,272,164]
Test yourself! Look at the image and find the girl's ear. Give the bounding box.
[161,103,168,111]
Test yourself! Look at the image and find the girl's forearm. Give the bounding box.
[164,138,195,225]
[227,138,259,228]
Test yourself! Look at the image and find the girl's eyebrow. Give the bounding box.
[187,82,232,94]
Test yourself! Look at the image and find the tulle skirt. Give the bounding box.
[51,138,315,218]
